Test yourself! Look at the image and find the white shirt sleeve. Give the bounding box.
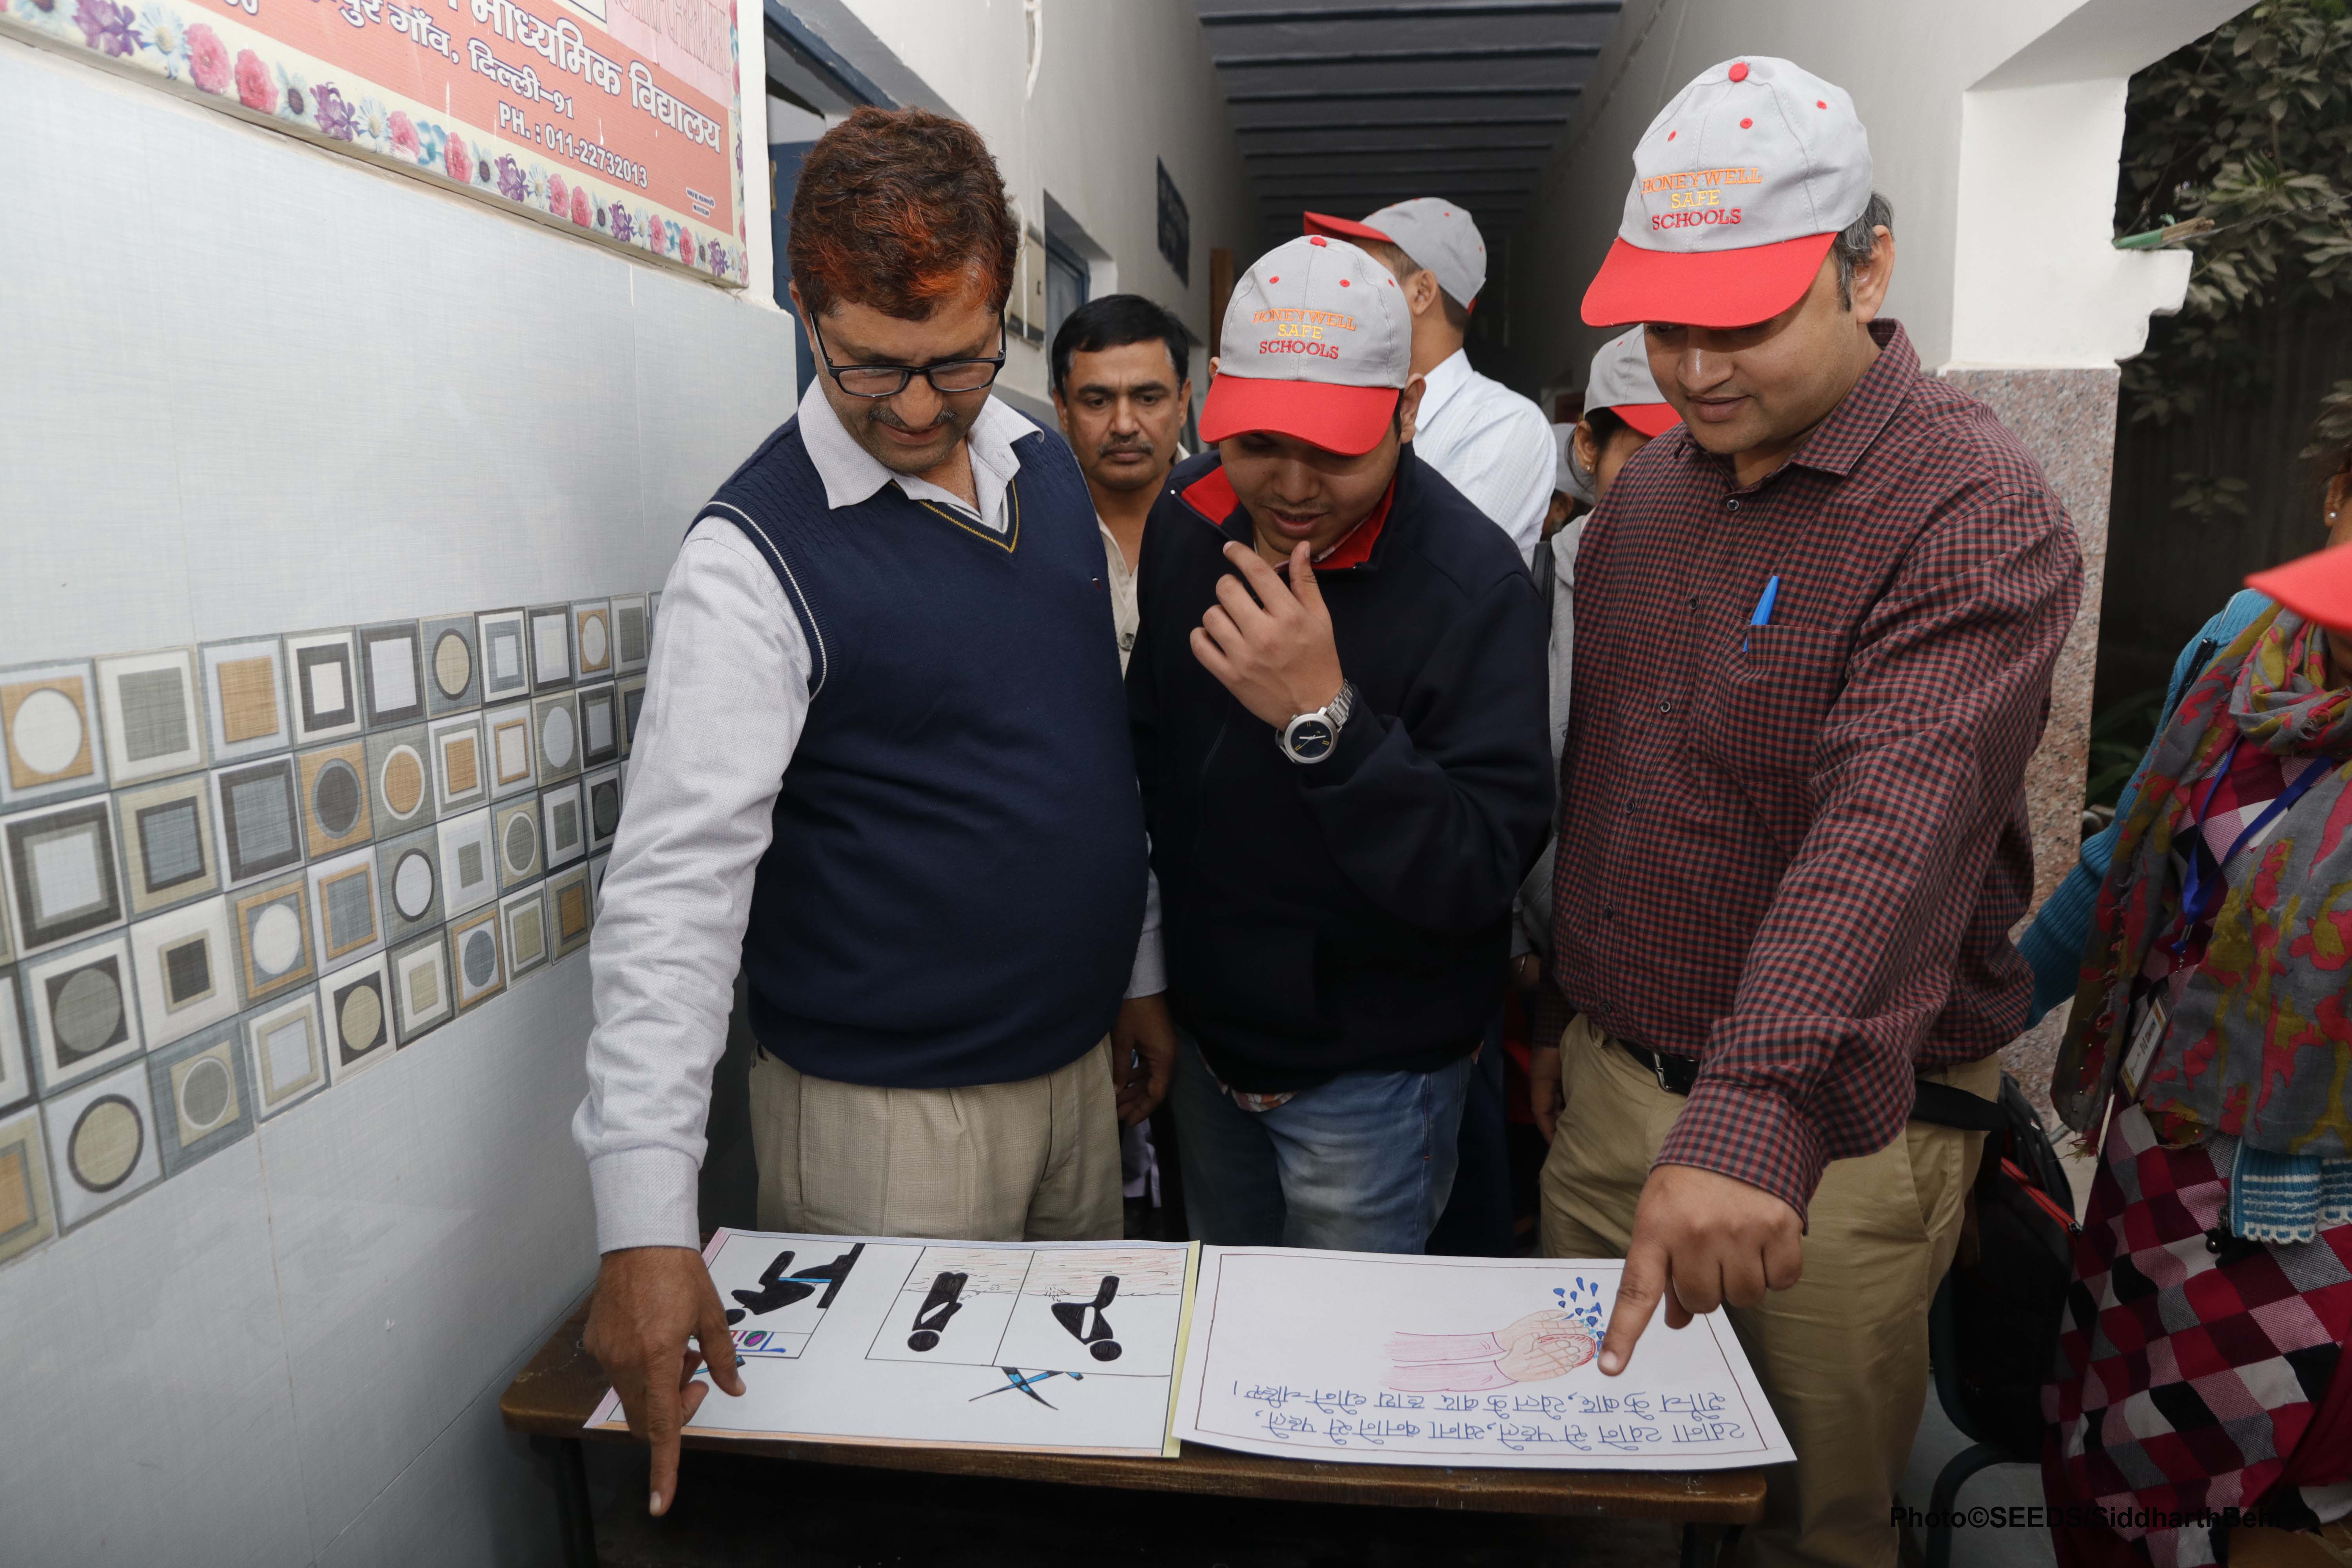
[1127,867,1164,997]
[572,517,809,1253]
[1445,399,1559,570]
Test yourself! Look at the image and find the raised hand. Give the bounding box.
[1190,541,1345,730]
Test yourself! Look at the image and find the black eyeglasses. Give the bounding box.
[808,315,1007,399]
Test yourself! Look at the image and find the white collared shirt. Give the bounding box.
[1410,348,1557,568]
[574,391,1163,1254]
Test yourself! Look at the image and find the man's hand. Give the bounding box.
[1529,1044,1565,1143]
[1112,992,1180,1125]
[582,1245,746,1516]
[1191,541,1345,730]
[1598,1164,1803,1376]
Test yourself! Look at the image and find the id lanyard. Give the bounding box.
[2164,737,2328,967]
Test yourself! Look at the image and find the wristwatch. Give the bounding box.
[1279,681,1356,765]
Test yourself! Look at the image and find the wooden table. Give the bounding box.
[501,1300,1768,1567]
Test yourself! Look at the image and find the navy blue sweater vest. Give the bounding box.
[702,416,1145,1088]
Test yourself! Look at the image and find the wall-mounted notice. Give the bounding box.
[0,0,745,285]
[1175,1249,1795,1471]
[587,1230,1198,1459]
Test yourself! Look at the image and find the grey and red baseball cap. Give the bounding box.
[1303,198,1487,310]
[1201,234,1413,456]
[2248,542,2352,636]
[1583,56,1872,329]
[1585,327,1677,437]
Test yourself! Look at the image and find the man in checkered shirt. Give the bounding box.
[1530,59,2082,1568]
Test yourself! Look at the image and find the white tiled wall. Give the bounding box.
[0,34,795,1564]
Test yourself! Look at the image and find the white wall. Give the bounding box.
[0,31,795,1566]
[1509,0,2241,388]
[826,0,1260,415]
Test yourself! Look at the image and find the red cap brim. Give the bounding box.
[1200,374,1400,457]
[2246,543,2352,636]
[1611,401,1681,438]
[1303,211,1394,246]
[1581,232,1837,329]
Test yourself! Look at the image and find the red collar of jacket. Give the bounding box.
[1176,462,1396,572]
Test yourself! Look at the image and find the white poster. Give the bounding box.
[1174,1248,1795,1470]
[586,1229,1198,1459]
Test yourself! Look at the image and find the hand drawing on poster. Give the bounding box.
[1175,1248,1793,1470]
[586,1230,1196,1459]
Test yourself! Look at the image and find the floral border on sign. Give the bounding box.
[2,0,746,285]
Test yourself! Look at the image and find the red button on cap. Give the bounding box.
[1740,117,1753,129]
[1308,236,1328,247]
[1728,61,1749,82]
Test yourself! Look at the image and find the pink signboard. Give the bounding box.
[3,0,747,284]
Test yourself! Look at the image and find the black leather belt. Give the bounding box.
[1611,1038,2007,1133]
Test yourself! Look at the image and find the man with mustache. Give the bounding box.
[1127,234,1552,1254]
[1049,293,1196,673]
[573,107,1162,1517]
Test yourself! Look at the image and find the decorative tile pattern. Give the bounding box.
[306,848,383,967]
[421,615,480,718]
[145,1020,254,1174]
[427,715,486,814]
[198,638,291,764]
[577,684,620,769]
[612,595,650,674]
[297,740,373,859]
[448,906,506,1013]
[283,630,363,746]
[126,895,238,1051]
[96,649,205,788]
[548,864,593,960]
[41,1057,162,1230]
[320,953,393,1082]
[528,605,574,691]
[0,661,105,806]
[501,884,548,980]
[366,724,434,833]
[244,992,324,1120]
[0,974,32,1116]
[0,1109,56,1263]
[477,609,532,703]
[583,766,623,857]
[115,775,220,918]
[22,933,143,1094]
[436,807,497,918]
[573,601,614,680]
[540,781,585,870]
[494,798,543,890]
[376,825,444,945]
[358,622,427,730]
[485,703,537,800]
[532,692,581,785]
[211,757,304,888]
[4,798,126,955]
[616,674,646,757]
[390,931,452,1045]
[228,874,314,1007]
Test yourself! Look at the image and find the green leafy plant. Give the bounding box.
[2117,0,2352,429]
[2170,470,2254,517]
[2085,688,2171,812]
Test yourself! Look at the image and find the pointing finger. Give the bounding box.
[1286,542,1326,612]
[1599,1239,1668,1376]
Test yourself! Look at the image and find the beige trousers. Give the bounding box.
[1539,1015,1996,1568]
[748,1039,1123,1242]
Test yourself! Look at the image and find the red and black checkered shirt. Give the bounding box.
[1542,321,2083,1221]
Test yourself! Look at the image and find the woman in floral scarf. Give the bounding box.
[2044,449,2352,1568]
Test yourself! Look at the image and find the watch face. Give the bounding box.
[1285,717,1336,762]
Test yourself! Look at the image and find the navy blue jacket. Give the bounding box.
[1129,446,1553,1091]
[708,415,1145,1088]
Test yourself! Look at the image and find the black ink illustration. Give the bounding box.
[970,1367,1084,1408]
[1051,1274,1123,1362]
[730,1242,865,1318]
[907,1270,968,1352]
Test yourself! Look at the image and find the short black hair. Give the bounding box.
[1051,294,1192,397]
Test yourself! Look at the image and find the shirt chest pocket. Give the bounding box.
[1693,622,1850,779]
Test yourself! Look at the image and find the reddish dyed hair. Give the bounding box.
[787,106,1016,321]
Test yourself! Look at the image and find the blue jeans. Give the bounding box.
[1169,1033,1472,1253]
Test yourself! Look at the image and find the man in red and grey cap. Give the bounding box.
[1529,57,2082,1568]
[1305,200,1557,568]
[1123,233,1552,1255]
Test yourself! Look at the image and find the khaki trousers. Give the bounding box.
[1539,1016,1996,1568]
[748,1039,1124,1242]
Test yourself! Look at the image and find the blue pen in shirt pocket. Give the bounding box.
[1744,575,1780,654]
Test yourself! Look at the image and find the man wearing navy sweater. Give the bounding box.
[1128,235,1553,1253]
[573,108,1167,1515]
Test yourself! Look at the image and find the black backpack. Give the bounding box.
[1927,1072,2082,1459]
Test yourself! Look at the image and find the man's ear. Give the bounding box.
[1407,269,1443,321]
[1573,419,1600,474]
[1051,389,1073,439]
[1849,227,1896,323]
[1208,355,1220,380]
[1398,376,1426,444]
